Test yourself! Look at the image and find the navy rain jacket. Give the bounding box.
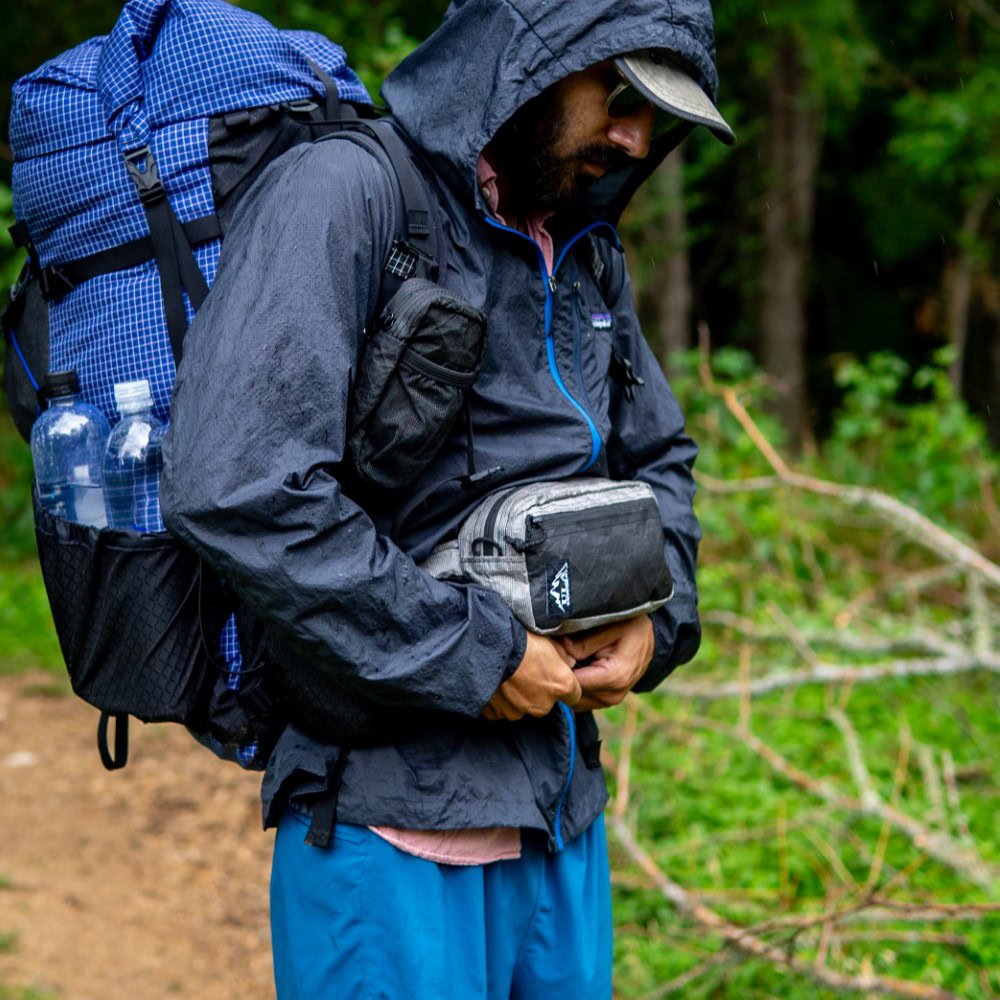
[162,0,717,848]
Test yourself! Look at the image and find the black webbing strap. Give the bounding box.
[124,146,210,364]
[304,750,349,848]
[97,711,129,771]
[323,123,441,318]
[369,120,441,258]
[37,215,221,302]
[306,59,342,120]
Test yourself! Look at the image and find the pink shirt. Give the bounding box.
[367,154,554,868]
[476,155,555,273]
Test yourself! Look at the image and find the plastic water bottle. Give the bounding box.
[103,379,167,532]
[30,370,110,528]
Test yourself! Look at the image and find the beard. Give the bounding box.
[487,90,631,220]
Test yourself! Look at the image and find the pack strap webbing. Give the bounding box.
[35,214,221,302]
[306,59,342,120]
[125,146,210,365]
[305,749,349,849]
[97,711,129,770]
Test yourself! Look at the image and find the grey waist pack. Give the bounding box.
[421,478,674,635]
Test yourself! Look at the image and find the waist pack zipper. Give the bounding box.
[399,348,479,387]
[473,488,516,556]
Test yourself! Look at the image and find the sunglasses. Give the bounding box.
[605,68,683,140]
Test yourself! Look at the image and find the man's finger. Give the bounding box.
[560,622,628,661]
[573,660,618,690]
[574,698,603,712]
[555,643,577,668]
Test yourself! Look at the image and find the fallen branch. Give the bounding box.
[863,900,1000,920]
[641,951,739,999]
[702,611,959,657]
[828,707,885,811]
[612,696,638,822]
[697,326,1000,592]
[641,702,1000,894]
[609,815,962,999]
[916,745,947,830]
[834,930,967,947]
[666,651,1000,700]
[696,470,783,493]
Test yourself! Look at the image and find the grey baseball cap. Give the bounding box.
[615,50,736,145]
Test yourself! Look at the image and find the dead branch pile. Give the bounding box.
[605,337,1000,997]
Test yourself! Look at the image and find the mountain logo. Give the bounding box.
[546,560,572,618]
[591,313,613,330]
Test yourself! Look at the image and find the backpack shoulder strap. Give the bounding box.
[317,118,445,318]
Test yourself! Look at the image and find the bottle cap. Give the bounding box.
[113,379,154,412]
[38,370,81,407]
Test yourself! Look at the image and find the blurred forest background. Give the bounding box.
[1,2,998,999]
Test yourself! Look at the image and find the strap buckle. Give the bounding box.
[124,146,166,206]
[9,260,32,305]
[38,264,75,301]
[610,350,645,403]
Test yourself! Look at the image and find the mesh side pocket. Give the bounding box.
[348,278,486,490]
[32,490,229,725]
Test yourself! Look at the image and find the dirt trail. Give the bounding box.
[0,672,276,1000]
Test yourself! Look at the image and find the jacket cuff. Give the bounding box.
[632,606,701,693]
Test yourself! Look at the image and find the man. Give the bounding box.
[162,0,733,996]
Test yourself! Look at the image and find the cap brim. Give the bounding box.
[615,52,735,146]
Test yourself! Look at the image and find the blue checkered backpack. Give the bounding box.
[3,0,444,771]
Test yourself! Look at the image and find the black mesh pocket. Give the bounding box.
[348,278,486,490]
[32,490,231,725]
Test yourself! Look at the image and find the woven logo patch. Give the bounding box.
[546,561,573,618]
[591,313,613,330]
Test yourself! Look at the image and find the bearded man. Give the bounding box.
[162,0,733,996]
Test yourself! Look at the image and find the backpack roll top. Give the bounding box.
[8,0,371,434]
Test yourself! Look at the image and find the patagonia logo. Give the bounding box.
[591,313,613,330]
[546,561,573,618]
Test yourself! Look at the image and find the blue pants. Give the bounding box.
[270,811,612,999]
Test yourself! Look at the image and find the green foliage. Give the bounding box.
[826,348,996,530]
[0,561,62,676]
[0,985,57,1000]
[0,412,36,564]
[891,68,1000,194]
[0,184,26,293]
[237,0,446,98]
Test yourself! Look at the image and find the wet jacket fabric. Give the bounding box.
[161,0,717,849]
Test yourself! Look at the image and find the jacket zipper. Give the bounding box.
[569,262,595,415]
[553,701,576,850]
[482,216,617,847]
[483,217,616,474]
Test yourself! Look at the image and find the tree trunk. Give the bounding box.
[759,32,822,452]
[946,188,992,392]
[654,146,692,375]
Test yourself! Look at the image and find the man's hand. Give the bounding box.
[558,615,655,711]
[482,632,582,721]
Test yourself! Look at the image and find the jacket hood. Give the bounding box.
[381,0,722,223]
